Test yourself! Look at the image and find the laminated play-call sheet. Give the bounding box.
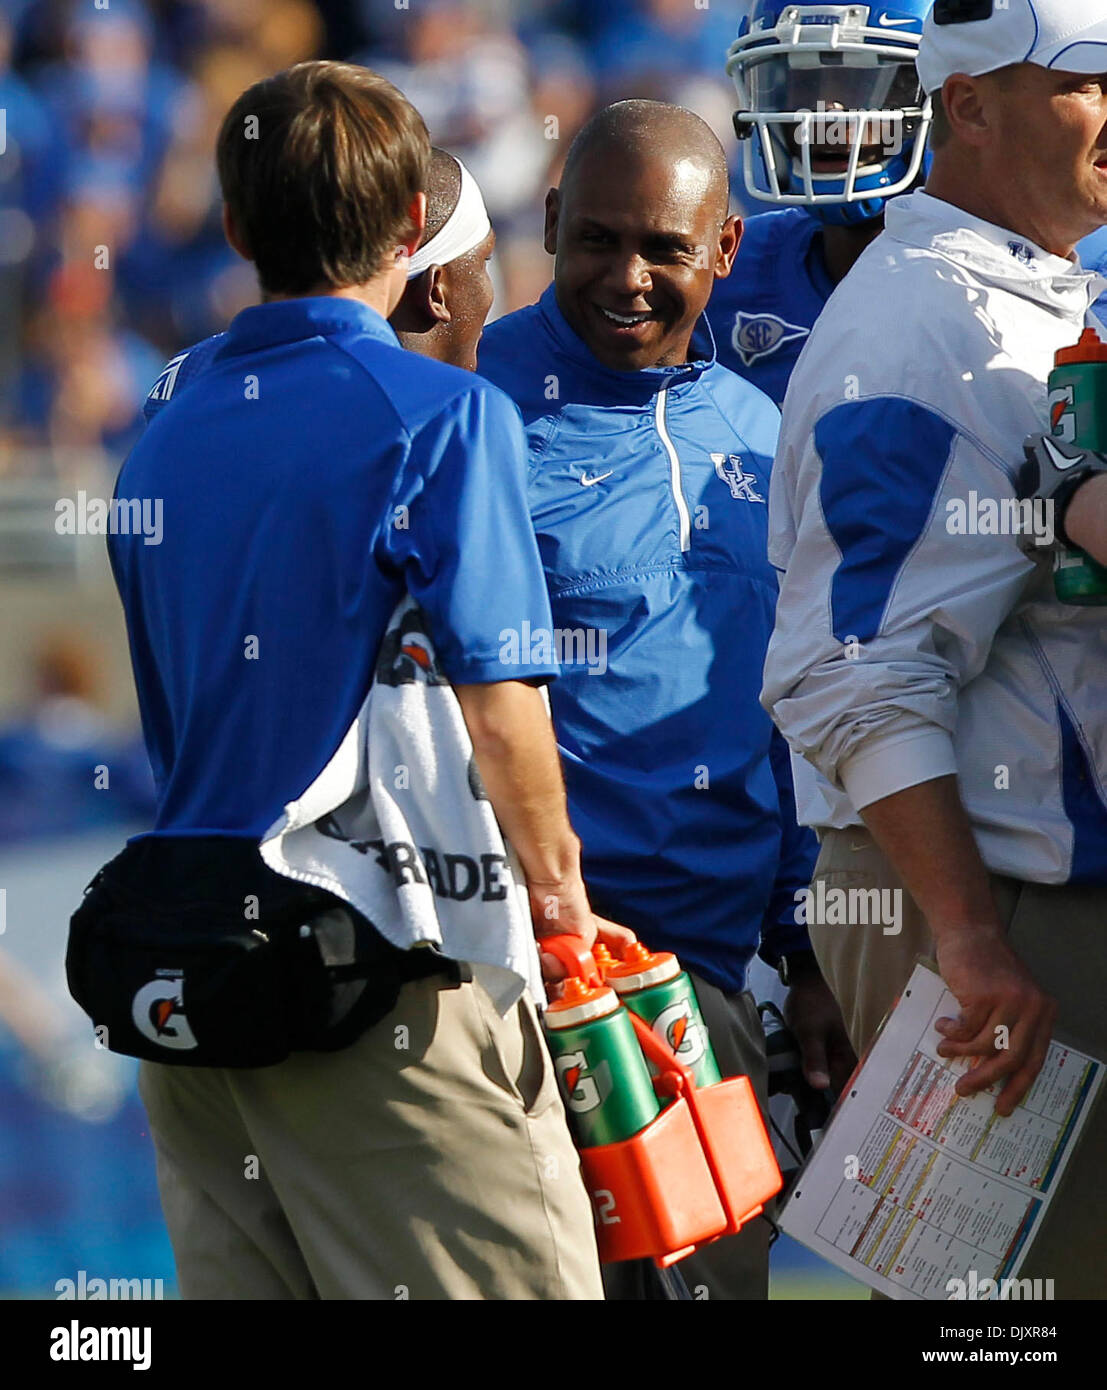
[779,961,1103,1300]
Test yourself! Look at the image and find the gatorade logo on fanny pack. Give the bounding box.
[555,1050,612,1113]
[132,974,198,1051]
[652,1001,706,1067]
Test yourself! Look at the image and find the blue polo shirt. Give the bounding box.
[111,296,556,838]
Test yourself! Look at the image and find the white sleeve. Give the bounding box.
[762,393,1037,811]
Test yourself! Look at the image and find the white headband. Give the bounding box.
[407,159,491,279]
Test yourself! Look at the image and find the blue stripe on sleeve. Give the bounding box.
[815,398,957,643]
[1058,701,1107,883]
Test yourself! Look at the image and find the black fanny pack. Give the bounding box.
[65,836,464,1068]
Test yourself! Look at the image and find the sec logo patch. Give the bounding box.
[732,311,809,367]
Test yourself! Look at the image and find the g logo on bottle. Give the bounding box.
[652,1000,706,1066]
[132,975,198,1051]
[555,1050,611,1113]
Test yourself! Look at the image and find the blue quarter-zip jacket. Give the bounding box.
[479,285,816,992]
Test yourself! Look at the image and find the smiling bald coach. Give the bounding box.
[479,100,852,1301]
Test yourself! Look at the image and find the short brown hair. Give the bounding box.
[217,61,429,295]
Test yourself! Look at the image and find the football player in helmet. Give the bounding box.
[709,1,935,404]
[711,2,1107,403]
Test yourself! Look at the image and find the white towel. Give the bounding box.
[260,597,543,1015]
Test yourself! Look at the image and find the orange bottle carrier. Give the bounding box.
[542,935,783,1267]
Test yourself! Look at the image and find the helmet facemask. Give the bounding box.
[728,4,932,222]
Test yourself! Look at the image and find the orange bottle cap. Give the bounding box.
[607,940,681,993]
[1055,327,1107,366]
[544,977,620,1029]
[592,942,617,976]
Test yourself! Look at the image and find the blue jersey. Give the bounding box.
[707,208,834,407]
[113,297,556,838]
[479,286,816,992]
[143,333,226,420]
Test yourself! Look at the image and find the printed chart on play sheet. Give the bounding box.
[780,962,1103,1300]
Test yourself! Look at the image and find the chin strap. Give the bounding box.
[805,197,887,228]
[801,154,931,228]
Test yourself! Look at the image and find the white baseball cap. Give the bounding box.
[917,0,1107,97]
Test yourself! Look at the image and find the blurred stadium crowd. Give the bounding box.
[0,0,742,476]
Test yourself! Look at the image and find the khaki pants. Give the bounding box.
[602,979,772,1301]
[810,827,1107,1300]
[139,976,604,1300]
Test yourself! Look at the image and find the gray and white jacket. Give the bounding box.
[762,190,1107,885]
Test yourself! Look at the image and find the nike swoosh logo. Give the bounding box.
[877,14,914,25]
[580,472,613,487]
[1041,437,1085,472]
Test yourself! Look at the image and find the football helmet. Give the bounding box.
[727,2,933,225]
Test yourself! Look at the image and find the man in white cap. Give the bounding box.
[392,147,496,372]
[762,0,1107,1297]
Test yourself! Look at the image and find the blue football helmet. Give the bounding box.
[727,2,934,226]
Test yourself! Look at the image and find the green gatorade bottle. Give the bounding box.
[544,975,661,1148]
[606,941,722,1089]
[1049,328,1107,605]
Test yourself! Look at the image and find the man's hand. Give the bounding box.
[1017,433,1107,555]
[934,926,1056,1118]
[861,777,1056,1116]
[1061,472,1107,566]
[529,876,637,983]
[527,876,594,948]
[782,973,856,1096]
